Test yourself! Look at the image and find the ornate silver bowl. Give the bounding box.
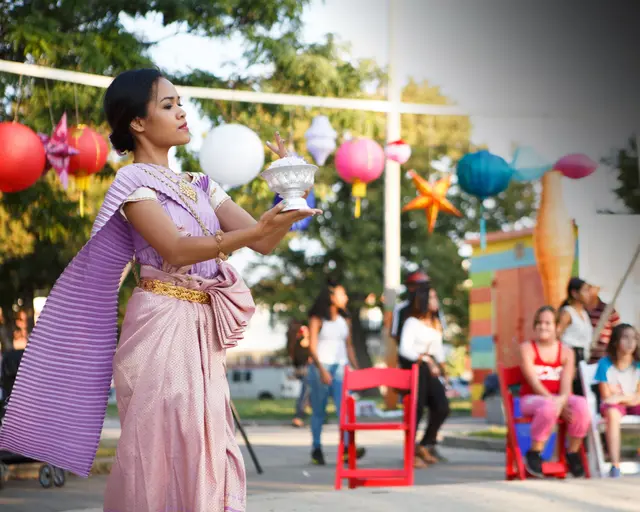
[260,163,318,211]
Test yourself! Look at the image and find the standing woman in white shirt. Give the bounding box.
[557,277,594,395]
[398,284,450,467]
[307,278,364,466]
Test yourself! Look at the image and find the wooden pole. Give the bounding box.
[590,241,640,346]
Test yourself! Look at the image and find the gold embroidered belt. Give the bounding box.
[139,278,211,304]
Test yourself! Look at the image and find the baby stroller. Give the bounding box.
[0,349,66,490]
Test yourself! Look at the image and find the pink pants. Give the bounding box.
[520,395,590,442]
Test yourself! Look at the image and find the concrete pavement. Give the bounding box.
[2,420,636,511]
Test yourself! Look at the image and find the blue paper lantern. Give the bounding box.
[457,151,513,249]
[511,146,551,182]
[272,190,316,231]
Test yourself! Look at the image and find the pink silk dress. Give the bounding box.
[102,173,252,512]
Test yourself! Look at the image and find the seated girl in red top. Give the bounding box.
[519,306,591,478]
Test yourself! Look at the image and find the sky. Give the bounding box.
[120,0,637,349]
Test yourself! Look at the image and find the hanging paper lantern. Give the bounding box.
[385,139,411,165]
[335,138,385,218]
[38,113,79,190]
[403,171,462,233]
[273,190,317,231]
[510,146,552,182]
[68,124,109,215]
[554,153,597,180]
[304,115,337,166]
[199,124,265,187]
[457,150,514,249]
[0,122,46,193]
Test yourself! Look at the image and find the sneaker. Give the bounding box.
[524,450,544,478]
[311,448,326,466]
[609,466,621,478]
[566,452,585,478]
[342,446,366,463]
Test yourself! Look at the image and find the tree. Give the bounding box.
[605,136,640,213]
[0,0,312,325]
[237,71,537,355]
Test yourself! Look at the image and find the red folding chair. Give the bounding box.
[497,363,590,480]
[335,365,419,490]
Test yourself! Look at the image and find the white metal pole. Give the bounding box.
[0,59,465,116]
[384,0,402,308]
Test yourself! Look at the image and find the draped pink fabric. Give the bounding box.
[103,263,255,512]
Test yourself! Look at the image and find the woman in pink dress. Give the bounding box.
[0,69,319,512]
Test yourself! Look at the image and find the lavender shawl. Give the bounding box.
[0,164,214,477]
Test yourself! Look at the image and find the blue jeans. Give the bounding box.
[308,363,347,450]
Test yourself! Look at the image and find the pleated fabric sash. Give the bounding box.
[0,165,232,477]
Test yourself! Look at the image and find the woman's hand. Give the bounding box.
[320,367,333,386]
[256,202,321,237]
[560,405,573,424]
[265,132,289,159]
[553,395,568,416]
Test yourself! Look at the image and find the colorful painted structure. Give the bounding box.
[468,228,579,418]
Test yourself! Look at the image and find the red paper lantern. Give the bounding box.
[68,124,109,182]
[0,122,46,193]
[68,124,109,215]
[335,138,385,218]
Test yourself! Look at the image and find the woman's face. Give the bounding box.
[535,310,556,341]
[428,289,439,313]
[572,283,591,305]
[330,286,349,310]
[619,327,639,356]
[133,78,190,149]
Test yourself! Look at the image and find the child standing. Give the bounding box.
[594,323,640,478]
[519,306,591,478]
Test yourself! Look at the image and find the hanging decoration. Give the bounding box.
[304,115,337,166]
[385,139,412,165]
[335,138,385,218]
[456,150,513,249]
[0,121,46,193]
[402,170,462,233]
[199,124,265,187]
[272,190,317,231]
[553,153,597,180]
[68,124,109,216]
[38,113,79,189]
[510,146,552,182]
[533,170,575,309]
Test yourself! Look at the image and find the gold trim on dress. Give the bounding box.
[139,279,211,304]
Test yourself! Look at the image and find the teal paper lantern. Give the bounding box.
[511,146,551,182]
[457,150,514,249]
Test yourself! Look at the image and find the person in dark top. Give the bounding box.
[288,322,311,427]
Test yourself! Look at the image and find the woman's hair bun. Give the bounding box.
[109,130,135,154]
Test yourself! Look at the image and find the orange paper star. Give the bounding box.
[402,170,462,233]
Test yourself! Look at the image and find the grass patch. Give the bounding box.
[105,397,471,421]
[469,427,640,449]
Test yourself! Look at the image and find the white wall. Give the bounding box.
[578,214,640,327]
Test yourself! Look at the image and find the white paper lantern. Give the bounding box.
[199,124,265,187]
[385,139,411,164]
[304,115,337,166]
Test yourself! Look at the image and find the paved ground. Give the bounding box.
[1,419,636,511]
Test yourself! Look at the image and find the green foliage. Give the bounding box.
[604,136,640,213]
[0,0,310,323]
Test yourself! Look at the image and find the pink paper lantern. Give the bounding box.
[335,137,385,218]
[554,153,597,180]
[335,138,385,184]
[385,139,411,164]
